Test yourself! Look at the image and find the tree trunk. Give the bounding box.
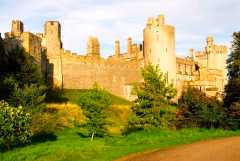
[91,131,95,141]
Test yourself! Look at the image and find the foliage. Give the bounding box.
[0,101,32,151]
[8,84,46,111]
[1,128,240,161]
[224,32,240,107]
[223,32,240,129]
[0,45,46,110]
[178,87,224,128]
[127,64,177,131]
[225,102,240,130]
[78,85,112,140]
[31,112,58,137]
[45,87,68,103]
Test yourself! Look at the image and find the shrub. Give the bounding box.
[78,85,111,141]
[178,87,224,128]
[31,112,57,137]
[0,101,32,150]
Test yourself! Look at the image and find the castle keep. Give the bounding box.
[3,15,228,100]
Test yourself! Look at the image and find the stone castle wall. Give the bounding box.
[3,15,228,100]
[61,52,143,99]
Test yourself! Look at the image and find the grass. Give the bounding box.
[63,89,132,106]
[1,128,240,161]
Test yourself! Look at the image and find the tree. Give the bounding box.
[0,44,46,110]
[128,64,177,130]
[224,32,240,107]
[78,85,111,141]
[0,101,32,151]
[224,32,240,129]
[178,87,224,128]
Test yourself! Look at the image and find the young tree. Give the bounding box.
[128,64,177,130]
[78,85,111,141]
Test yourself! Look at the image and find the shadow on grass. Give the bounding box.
[76,132,90,138]
[31,133,57,144]
[0,133,57,153]
[45,88,69,103]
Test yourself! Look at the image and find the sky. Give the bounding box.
[0,0,240,57]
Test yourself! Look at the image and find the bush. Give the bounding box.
[78,85,111,141]
[31,112,57,137]
[0,101,32,151]
[178,87,224,128]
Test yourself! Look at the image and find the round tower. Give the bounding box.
[143,14,176,85]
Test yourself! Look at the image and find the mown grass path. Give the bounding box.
[118,136,240,161]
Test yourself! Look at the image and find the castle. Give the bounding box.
[3,15,228,100]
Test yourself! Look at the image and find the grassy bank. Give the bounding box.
[63,89,132,105]
[1,128,240,161]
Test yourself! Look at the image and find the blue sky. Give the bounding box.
[0,0,240,57]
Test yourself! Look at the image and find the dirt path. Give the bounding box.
[116,136,240,161]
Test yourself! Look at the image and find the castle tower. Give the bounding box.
[44,21,62,57]
[115,40,120,58]
[189,48,195,60]
[11,20,24,37]
[143,14,176,85]
[44,21,63,87]
[87,36,100,57]
[127,37,132,55]
[206,36,228,71]
[206,36,214,70]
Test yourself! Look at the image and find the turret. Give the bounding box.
[143,14,176,85]
[11,20,24,37]
[44,21,62,57]
[87,36,100,57]
[189,48,195,60]
[44,21,63,87]
[114,40,120,58]
[127,37,132,55]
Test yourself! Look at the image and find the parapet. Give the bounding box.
[145,14,174,33]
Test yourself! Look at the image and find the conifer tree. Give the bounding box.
[224,32,240,129]
[78,84,111,141]
[128,64,176,130]
[224,32,240,107]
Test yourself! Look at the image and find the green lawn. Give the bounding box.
[58,89,132,105]
[1,128,240,161]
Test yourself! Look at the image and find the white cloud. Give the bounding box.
[0,0,240,57]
